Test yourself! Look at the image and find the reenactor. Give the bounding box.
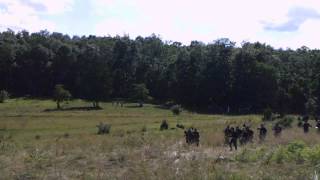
[235,126,242,138]
[185,128,193,144]
[193,128,200,146]
[303,121,312,133]
[257,124,267,142]
[229,127,239,151]
[273,123,282,137]
[224,125,231,145]
[240,126,247,145]
[246,126,254,143]
[316,120,320,133]
[160,120,169,130]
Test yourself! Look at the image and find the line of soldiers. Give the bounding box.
[224,123,282,151]
[224,124,255,150]
[184,128,200,146]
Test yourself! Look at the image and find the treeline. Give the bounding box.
[1,29,320,114]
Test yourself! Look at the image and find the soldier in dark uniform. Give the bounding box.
[224,125,231,145]
[229,127,239,151]
[247,126,254,143]
[235,126,242,138]
[184,130,189,143]
[316,120,320,133]
[303,121,312,133]
[257,124,267,142]
[185,128,193,144]
[273,123,282,137]
[240,124,248,145]
[193,128,200,146]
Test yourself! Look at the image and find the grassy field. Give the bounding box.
[1,99,320,179]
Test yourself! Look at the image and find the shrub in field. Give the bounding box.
[262,108,273,121]
[176,124,185,129]
[160,120,169,130]
[63,133,70,138]
[0,90,9,103]
[235,148,255,163]
[141,125,147,132]
[235,148,266,163]
[96,122,111,134]
[286,141,306,163]
[277,115,295,128]
[273,146,288,164]
[35,135,41,140]
[302,145,320,165]
[171,105,182,115]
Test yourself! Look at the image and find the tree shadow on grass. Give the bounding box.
[125,104,143,108]
[43,106,103,112]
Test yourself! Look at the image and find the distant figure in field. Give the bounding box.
[229,127,239,151]
[235,126,242,141]
[247,126,254,142]
[112,100,125,107]
[193,128,200,146]
[316,120,320,133]
[160,120,169,130]
[224,125,231,145]
[184,129,190,144]
[185,128,194,144]
[273,123,282,137]
[184,128,200,146]
[239,124,247,145]
[303,121,312,133]
[257,124,267,142]
[241,124,254,144]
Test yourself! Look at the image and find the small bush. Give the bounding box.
[304,145,320,165]
[35,135,41,140]
[160,120,169,130]
[277,115,295,128]
[286,141,306,163]
[63,133,70,138]
[176,124,185,129]
[0,90,9,103]
[141,125,147,132]
[235,148,266,163]
[171,105,182,115]
[262,108,273,121]
[96,123,111,134]
[273,146,288,164]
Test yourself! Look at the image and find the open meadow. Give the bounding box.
[1,99,320,179]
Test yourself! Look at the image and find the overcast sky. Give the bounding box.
[0,0,320,49]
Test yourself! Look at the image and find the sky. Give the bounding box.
[0,0,320,49]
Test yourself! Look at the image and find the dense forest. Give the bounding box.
[0,29,320,114]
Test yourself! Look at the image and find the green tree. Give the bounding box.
[0,90,9,103]
[78,44,112,108]
[131,83,150,107]
[53,84,71,109]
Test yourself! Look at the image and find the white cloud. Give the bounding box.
[29,0,74,14]
[0,0,74,32]
[93,0,320,49]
